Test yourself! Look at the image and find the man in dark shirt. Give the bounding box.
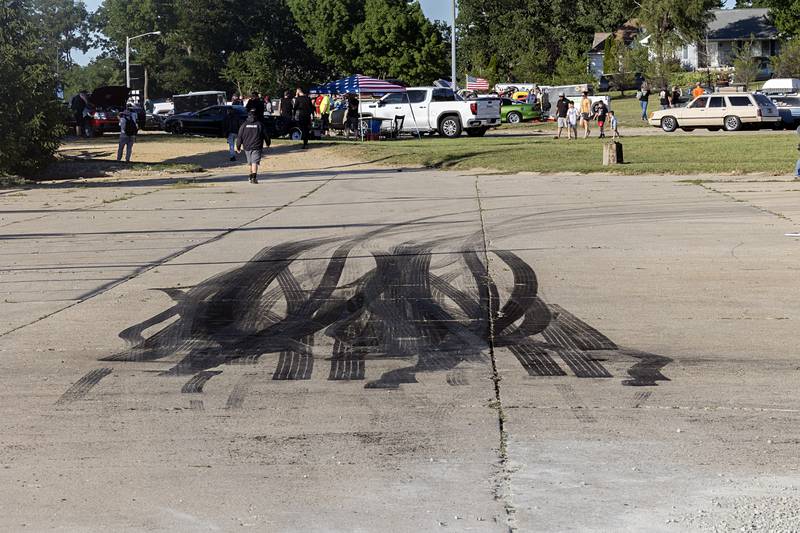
[279,90,293,119]
[236,109,269,183]
[245,91,265,121]
[554,93,571,139]
[293,87,314,149]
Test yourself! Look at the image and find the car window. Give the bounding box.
[689,97,708,109]
[708,97,725,108]
[728,96,753,107]
[198,107,223,118]
[753,94,774,107]
[382,93,405,104]
[407,90,427,104]
[501,98,513,106]
[772,97,800,107]
[432,89,456,102]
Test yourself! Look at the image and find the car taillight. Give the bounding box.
[470,102,477,114]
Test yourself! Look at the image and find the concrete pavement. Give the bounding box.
[1,153,799,531]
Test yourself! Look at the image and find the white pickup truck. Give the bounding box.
[359,87,501,137]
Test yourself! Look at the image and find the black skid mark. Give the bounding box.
[56,368,112,404]
[226,373,258,409]
[544,305,618,351]
[272,336,315,380]
[181,370,222,393]
[555,348,613,379]
[618,349,672,387]
[507,343,566,377]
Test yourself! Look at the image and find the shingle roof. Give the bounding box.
[707,8,777,40]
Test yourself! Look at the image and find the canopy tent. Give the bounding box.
[310,74,419,139]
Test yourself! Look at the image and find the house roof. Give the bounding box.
[707,8,777,40]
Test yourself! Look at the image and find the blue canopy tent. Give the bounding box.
[310,74,419,139]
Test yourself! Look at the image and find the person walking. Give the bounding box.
[246,91,265,121]
[566,101,578,140]
[579,91,592,138]
[223,108,241,162]
[279,90,293,119]
[609,110,620,139]
[670,86,682,108]
[263,94,273,116]
[236,109,269,184]
[595,100,608,138]
[70,90,88,137]
[319,92,331,136]
[116,103,138,162]
[638,82,651,121]
[293,87,314,149]
[554,93,570,139]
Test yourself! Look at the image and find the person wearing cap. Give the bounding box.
[116,103,139,162]
[236,108,270,184]
[554,92,570,139]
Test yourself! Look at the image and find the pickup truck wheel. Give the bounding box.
[506,112,522,124]
[724,115,741,131]
[466,127,488,137]
[660,116,678,132]
[439,116,462,138]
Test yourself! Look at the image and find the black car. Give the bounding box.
[165,105,299,138]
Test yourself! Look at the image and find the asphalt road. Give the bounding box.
[1,153,799,531]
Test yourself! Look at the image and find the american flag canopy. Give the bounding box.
[466,75,490,91]
[315,74,406,94]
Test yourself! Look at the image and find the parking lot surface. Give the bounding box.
[1,153,799,531]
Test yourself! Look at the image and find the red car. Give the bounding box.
[82,86,143,137]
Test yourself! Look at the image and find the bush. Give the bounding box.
[772,39,800,78]
[0,4,67,177]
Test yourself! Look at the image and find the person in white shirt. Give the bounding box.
[117,104,138,162]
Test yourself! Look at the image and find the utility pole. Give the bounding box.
[126,31,161,89]
[451,0,457,92]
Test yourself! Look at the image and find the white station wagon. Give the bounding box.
[649,92,780,132]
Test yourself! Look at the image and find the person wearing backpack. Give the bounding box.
[117,104,138,162]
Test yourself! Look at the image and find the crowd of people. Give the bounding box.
[553,91,618,141]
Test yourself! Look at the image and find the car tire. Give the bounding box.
[724,115,741,132]
[466,127,488,137]
[439,116,462,138]
[660,116,678,132]
[507,112,522,124]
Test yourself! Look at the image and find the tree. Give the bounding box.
[552,41,593,85]
[771,39,800,77]
[62,56,125,98]
[733,39,759,89]
[287,0,364,75]
[637,0,719,88]
[28,0,92,73]
[349,0,448,85]
[0,2,67,176]
[764,0,800,37]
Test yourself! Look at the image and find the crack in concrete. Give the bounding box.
[474,174,516,532]
[0,174,338,339]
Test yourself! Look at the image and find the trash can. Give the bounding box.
[368,118,382,134]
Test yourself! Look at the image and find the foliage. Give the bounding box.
[637,0,719,88]
[287,0,364,75]
[552,41,593,85]
[0,2,67,176]
[349,0,448,85]
[27,0,92,68]
[62,56,124,98]
[733,40,759,88]
[771,39,800,77]
[762,0,800,37]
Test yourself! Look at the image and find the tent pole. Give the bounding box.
[359,88,364,142]
[405,91,421,139]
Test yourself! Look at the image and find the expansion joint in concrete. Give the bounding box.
[474,175,516,531]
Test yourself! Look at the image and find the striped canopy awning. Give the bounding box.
[312,74,406,95]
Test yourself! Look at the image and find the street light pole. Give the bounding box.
[451,0,457,92]
[126,31,162,89]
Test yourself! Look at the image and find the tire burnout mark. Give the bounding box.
[56,368,112,404]
[64,235,672,402]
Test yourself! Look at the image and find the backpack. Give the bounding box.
[123,113,139,136]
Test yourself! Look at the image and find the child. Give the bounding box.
[596,101,608,138]
[566,101,578,140]
[609,110,620,140]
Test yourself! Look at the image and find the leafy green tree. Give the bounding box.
[552,41,593,85]
[771,38,800,76]
[287,0,364,75]
[0,2,67,176]
[62,56,125,97]
[637,0,719,88]
[733,39,759,89]
[349,0,448,84]
[764,0,800,37]
[28,0,92,74]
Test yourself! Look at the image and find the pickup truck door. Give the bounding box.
[428,88,459,130]
[404,89,430,130]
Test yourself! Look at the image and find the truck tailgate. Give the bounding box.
[476,98,501,119]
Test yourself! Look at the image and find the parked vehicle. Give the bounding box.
[500,98,541,123]
[164,105,304,139]
[597,73,645,92]
[83,86,143,137]
[760,78,800,95]
[648,92,780,132]
[359,87,501,138]
[172,91,226,115]
[768,95,800,128]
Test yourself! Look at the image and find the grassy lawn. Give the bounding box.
[337,133,799,176]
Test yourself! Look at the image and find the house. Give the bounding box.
[590,9,779,78]
[680,8,779,69]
